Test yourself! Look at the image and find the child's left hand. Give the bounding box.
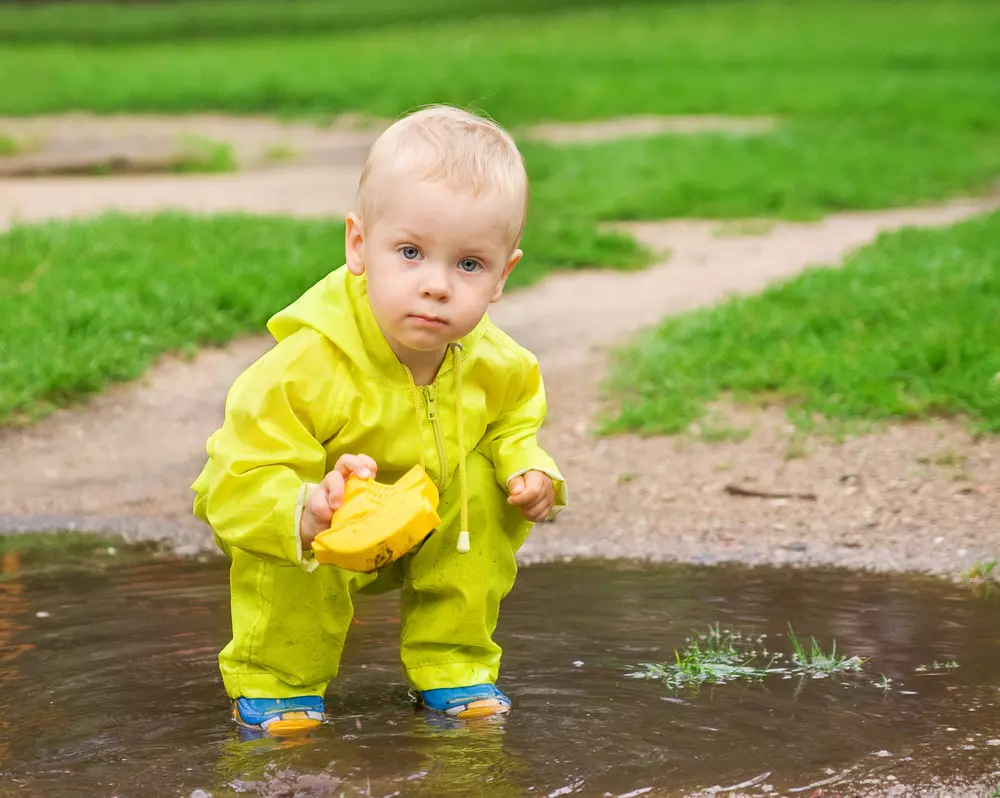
[507,470,555,522]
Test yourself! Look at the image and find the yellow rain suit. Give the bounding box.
[191,266,566,699]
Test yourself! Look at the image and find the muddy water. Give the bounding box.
[1,555,999,797]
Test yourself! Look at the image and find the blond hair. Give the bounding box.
[356,105,529,245]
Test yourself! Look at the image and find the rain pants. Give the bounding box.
[191,266,567,699]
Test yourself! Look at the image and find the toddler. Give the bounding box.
[191,105,567,735]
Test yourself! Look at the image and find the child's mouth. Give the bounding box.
[409,314,448,327]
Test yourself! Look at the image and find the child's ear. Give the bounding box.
[491,248,523,303]
[345,213,366,276]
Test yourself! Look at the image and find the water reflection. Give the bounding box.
[0,550,33,769]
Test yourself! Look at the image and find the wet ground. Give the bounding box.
[1,545,999,797]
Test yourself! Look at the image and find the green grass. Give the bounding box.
[82,135,238,176]
[0,212,643,424]
[627,624,777,691]
[2,2,996,127]
[171,135,238,173]
[0,0,664,45]
[0,134,17,156]
[1,2,996,224]
[627,623,866,693]
[961,558,998,583]
[606,211,1000,436]
[786,623,864,677]
[524,121,1000,222]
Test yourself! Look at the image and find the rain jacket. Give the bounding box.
[191,265,566,571]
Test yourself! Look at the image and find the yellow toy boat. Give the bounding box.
[311,465,441,572]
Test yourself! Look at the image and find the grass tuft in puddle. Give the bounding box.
[629,624,776,691]
[961,558,998,583]
[0,531,162,580]
[960,559,1000,600]
[786,622,864,678]
[629,622,866,693]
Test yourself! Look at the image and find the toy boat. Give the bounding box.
[311,464,441,572]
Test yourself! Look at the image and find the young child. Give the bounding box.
[191,105,567,735]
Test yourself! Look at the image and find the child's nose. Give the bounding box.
[419,267,451,300]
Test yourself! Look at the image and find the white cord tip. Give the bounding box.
[456,530,470,554]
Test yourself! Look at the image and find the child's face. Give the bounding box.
[346,178,522,364]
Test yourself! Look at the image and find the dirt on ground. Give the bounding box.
[1,118,997,581]
[0,113,377,227]
[688,775,1000,798]
[0,112,775,173]
[0,112,385,176]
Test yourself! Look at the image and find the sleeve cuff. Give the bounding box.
[293,482,320,573]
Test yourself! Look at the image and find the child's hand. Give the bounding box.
[300,454,378,549]
[507,470,555,522]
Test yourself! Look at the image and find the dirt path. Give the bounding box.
[2,159,997,576]
[0,112,776,228]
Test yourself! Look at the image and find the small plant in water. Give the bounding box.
[629,622,882,695]
[785,623,865,677]
[961,558,998,583]
[628,623,777,691]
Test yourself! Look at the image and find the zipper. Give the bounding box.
[423,383,449,490]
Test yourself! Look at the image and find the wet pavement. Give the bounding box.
[1,549,999,797]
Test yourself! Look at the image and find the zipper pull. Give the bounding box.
[425,385,438,421]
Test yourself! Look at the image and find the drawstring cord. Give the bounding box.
[453,343,469,554]
[405,342,469,554]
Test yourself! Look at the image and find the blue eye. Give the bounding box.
[459,258,482,273]
[400,246,420,260]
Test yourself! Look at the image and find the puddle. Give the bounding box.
[1,552,999,797]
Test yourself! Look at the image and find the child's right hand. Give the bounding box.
[300,454,378,550]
